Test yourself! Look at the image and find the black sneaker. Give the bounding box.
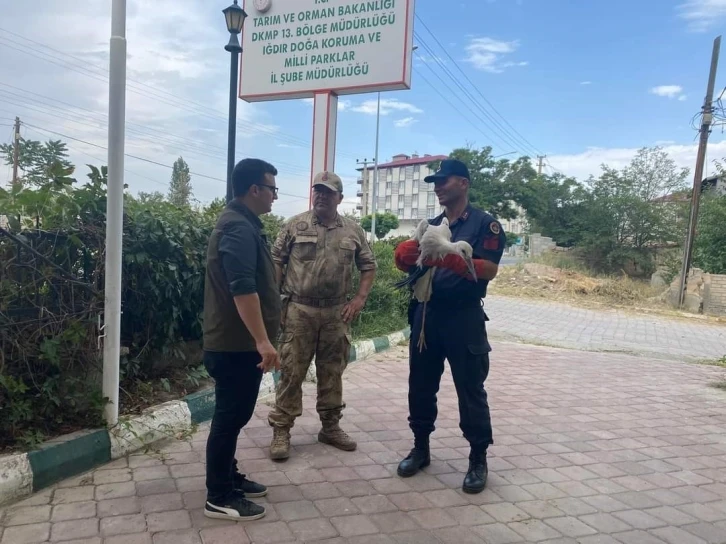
[204,491,266,521]
[233,473,268,498]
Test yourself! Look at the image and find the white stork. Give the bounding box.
[394,218,477,351]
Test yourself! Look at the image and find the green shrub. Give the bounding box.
[0,168,410,449]
[352,240,409,339]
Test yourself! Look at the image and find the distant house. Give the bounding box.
[651,174,725,205]
[701,174,725,196]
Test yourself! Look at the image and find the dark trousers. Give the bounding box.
[408,301,493,451]
[204,350,263,502]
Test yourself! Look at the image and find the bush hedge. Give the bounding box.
[0,166,408,450]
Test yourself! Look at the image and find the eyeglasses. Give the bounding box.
[256,183,278,196]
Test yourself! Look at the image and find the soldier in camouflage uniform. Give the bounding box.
[268,171,377,460]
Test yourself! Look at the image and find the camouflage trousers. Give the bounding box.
[268,301,352,430]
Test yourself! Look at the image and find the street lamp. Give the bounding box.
[223,0,247,203]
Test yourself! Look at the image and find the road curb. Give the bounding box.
[0,326,410,507]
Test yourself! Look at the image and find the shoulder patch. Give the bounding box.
[489,221,501,235]
[296,221,309,231]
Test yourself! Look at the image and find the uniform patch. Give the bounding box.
[321,172,329,181]
[489,221,501,235]
[296,221,309,231]
[483,237,499,250]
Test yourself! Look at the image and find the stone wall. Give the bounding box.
[529,233,556,257]
[667,268,726,317]
[704,274,726,316]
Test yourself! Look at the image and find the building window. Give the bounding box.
[398,180,405,194]
[412,181,419,194]
[385,196,391,209]
[386,181,392,194]
[398,207,405,218]
[427,192,436,206]
[413,165,420,180]
[412,194,418,208]
[427,206,436,219]
[411,208,418,219]
[398,167,405,181]
[386,168,393,181]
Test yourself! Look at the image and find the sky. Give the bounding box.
[1,0,726,218]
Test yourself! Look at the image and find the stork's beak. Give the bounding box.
[464,256,477,281]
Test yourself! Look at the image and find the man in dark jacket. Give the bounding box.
[202,158,282,521]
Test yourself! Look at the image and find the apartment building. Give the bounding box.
[356,153,449,239]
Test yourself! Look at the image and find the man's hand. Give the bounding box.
[256,340,280,373]
[342,295,366,323]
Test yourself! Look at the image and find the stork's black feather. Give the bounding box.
[393,265,431,290]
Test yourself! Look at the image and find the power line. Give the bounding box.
[412,44,529,154]
[0,82,361,190]
[413,32,535,157]
[22,123,310,202]
[0,92,312,178]
[0,29,362,160]
[20,124,169,189]
[414,14,542,157]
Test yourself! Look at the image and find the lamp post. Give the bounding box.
[369,45,419,242]
[223,0,247,203]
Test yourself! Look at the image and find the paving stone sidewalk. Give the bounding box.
[485,296,726,362]
[2,343,726,544]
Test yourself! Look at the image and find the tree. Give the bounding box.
[517,172,587,247]
[136,191,166,205]
[360,212,399,239]
[168,157,193,207]
[693,159,726,274]
[572,147,689,274]
[429,145,536,220]
[0,137,74,186]
[504,231,519,248]
[261,213,286,242]
[693,191,726,274]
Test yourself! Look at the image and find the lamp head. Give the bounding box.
[223,0,247,34]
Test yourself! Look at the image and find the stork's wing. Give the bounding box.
[393,265,431,290]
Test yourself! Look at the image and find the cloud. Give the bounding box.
[394,117,417,128]
[463,37,526,73]
[650,85,687,101]
[580,81,592,85]
[0,0,336,219]
[414,53,446,65]
[350,98,423,116]
[677,0,726,32]
[301,98,352,111]
[544,139,726,182]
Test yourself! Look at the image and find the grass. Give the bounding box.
[491,252,665,310]
[697,355,726,368]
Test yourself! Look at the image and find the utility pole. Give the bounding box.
[355,158,369,218]
[370,92,381,243]
[537,155,546,175]
[678,35,721,308]
[12,117,20,186]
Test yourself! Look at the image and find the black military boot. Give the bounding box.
[462,448,488,494]
[397,436,430,478]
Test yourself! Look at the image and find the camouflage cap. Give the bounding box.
[313,171,343,193]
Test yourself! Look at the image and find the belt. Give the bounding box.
[290,294,348,308]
